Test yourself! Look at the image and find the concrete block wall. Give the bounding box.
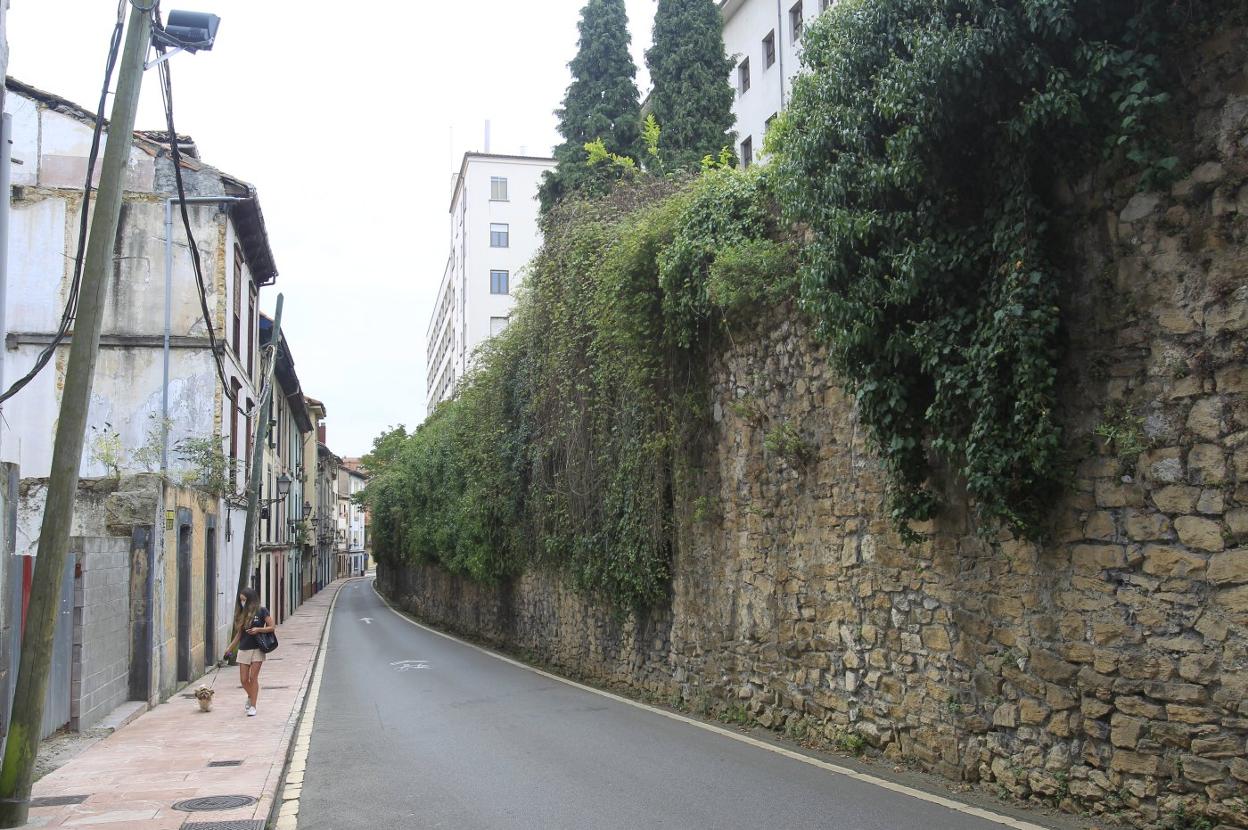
[71,537,132,731]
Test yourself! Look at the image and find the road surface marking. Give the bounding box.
[390,659,431,672]
[360,617,373,624]
[372,580,1053,830]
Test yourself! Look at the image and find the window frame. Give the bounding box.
[763,30,776,69]
[490,176,509,201]
[738,57,751,95]
[232,244,243,355]
[741,136,754,169]
[490,223,510,248]
[790,0,804,43]
[490,269,510,295]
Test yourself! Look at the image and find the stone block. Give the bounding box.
[1125,511,1171,541]
[1181,755,1227,784]
[1142,545,1207,578]
[1152,485,1201,513]
[1072,544,1126,573]
[1208,549,1248,584]
[1095,481,1145,508]
[1174,516,1226,551]
[1029,649,1078,683]
[1188,444,1228,485]
[1190,734,1240,757]
[1111,750,1159,775]
[992,703,1019,728]
[1111,714,1145,748]
[1214,584,1248,615]
[1145,681,1206,703]
[1186,398,1225,441]
[1227,508,1248,537]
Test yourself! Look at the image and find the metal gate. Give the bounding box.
[4,552,75,740]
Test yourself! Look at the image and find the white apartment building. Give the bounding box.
[426,152,555,411]
[721,0,833,167]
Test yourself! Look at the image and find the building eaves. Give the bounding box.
[260,315,314,434]
[5,77,278,286]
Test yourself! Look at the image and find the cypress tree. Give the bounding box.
[645,0,735,172]
[540,0,642,213]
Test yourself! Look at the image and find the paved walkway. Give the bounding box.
[24,579,348,829]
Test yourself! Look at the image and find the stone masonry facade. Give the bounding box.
[380,29,1248,829]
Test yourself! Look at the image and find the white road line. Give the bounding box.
[371,580,1054,830]
[277,579,353,830]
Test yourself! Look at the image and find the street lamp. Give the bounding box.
[302,501,313,520]
[148,11,221,70]
[276,473,292,500]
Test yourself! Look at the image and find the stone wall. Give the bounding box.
[71,537,132,731]
[379,28,1248,830]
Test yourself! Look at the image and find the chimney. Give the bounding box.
[317,424,326,444]
[484,120,491,154]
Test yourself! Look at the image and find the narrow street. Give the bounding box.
[299,580,1043,830]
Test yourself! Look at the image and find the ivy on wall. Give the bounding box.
[366,0,1237,603]
[771,0,1194,535]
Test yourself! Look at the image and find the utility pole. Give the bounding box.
[237,293,283,601]
[0,4,153,825]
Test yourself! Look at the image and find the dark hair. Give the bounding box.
[236,587,261,631]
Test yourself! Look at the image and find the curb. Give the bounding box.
[265,577,357,830]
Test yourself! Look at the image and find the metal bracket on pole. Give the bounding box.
[144,44,187,71]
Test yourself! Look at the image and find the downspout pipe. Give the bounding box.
[162,195,244,473]
[0,114,12,449]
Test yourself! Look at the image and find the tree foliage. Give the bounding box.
[646,0,736,172]
[771,0,1189,535]
[540,0,643,213]
[366,172,792,606]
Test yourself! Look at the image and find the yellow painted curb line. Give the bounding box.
[372,580,1054,830]
[272,577,358,829]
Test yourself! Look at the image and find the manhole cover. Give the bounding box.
[207,760,244,767]
[172,795,257,812]
[29,795,89,807]
[184,822,266,830]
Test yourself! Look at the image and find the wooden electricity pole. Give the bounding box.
[237,294,284,602]
[0,5,152,825]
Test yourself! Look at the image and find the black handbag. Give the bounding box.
[252,610,279,654]
[255,629,279,654]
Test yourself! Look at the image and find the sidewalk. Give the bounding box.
[24,578,349,829]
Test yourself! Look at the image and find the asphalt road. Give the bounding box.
[298,579,1040,830]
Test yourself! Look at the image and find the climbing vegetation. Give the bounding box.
[367,171,792,606]
[367,0,1230,601]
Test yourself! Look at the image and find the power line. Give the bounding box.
[153,3,239,405]
[0,0,128,405]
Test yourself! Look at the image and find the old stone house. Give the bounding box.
[0,77,277,734]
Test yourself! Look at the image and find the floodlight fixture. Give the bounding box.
[148,11,221,69]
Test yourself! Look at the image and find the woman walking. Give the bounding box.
[225,588,274,717]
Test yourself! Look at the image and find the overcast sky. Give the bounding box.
[7,0,659,457]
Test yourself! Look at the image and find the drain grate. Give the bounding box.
[29,794,89,808]
[183,822,266,830]
[207,760,244,767]
[172,795,257,812]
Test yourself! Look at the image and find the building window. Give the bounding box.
[737,58,751,95]
[821,0,832,9]
[766,113,778,134]
[763,31,776,68]
[490,316,509,337]
[490,223,509,248]
[490,177,509,201]
[232,244,243,355]
[741,136,754,168]
[790,0,804,43]
[490,270,510,295]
